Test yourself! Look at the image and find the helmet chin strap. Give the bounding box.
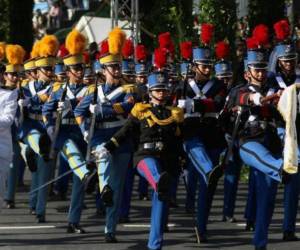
[105,66,121,81]
[249,68,264,84]
[149,91,165,104]
[195,66,210,80]
[38,69,51,82]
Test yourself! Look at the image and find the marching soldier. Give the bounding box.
[0,44,23,212]
[19,36,58,222]
[231,27,283,249]
[178,23,226,242]
[93,69,184,250]
[267,19,300,241]
[74,27,136,242]
[42,29,92,233]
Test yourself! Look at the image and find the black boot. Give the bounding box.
[245,221,255,231]
[5,200,15,209]
[105,233,118,243]
[67,223,86,234]
[283,231,299,241]
[36,214,46,223]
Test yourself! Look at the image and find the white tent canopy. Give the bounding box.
[75,16,131,44]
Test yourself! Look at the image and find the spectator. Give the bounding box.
[33,9,47,39]
[48,1,62,29]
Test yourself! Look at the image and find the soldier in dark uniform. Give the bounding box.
[231,47,283,250]
[94,70,184,250]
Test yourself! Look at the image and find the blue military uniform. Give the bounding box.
[267,43,300,241]
[232,49,283,249]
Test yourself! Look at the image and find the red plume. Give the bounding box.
[201,23,214,45]
[99,40,109,56]
[180,41,192,60]
[252,24,269,47]
[215,41,230,60]
[135,45,147,61]
[83,51,90,64]
[154,47,167,69]
[158,32,172,49]
[57,43,69,58]
[274,19,290,41]
[122,39,134,58]
[246,37,258,49]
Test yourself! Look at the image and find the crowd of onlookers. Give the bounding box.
[32,0,100,39]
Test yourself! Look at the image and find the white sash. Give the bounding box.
[188,79,214,98]
[29,81,50,96]
[276,75,300,89]
[97,85,124,104]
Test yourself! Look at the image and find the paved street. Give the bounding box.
[0,172,300,250]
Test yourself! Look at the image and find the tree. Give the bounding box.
[8,0,34,53]
[197,0,237,49]
[139,0,194,55]
[248,0,285,30]
[0,0,9,41]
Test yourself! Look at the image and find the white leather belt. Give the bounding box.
[95,119,125,129]
[184,113,202,119]
[28,113,43,121]
[61,118,77,125]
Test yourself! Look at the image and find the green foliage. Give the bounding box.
[139,0,194,55]
[0,0,9,41]
[197,0,237,48]
[248,0,285,30]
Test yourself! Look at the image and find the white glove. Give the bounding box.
[83,130,89,143]
[18,98,30,107]
[93,144,110,160]
[89,103,100,114]
[57,100,71,112]
[252,93,262,106]
[177,99,193,111]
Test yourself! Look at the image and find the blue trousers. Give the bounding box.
[240,141,279,247]
[5,140,21,202]
[54,153,71,195]
[283,171,300,232]
[244,168,256,223]
[96,143,131,234]
[223,157,242,218]
[137,157,168,250]
[184,138,221,234]
[25,129,52,216]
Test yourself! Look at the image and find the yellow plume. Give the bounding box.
[0,42,6,61]
[31,40,41,58]
[108,27,126,55]
[6,44,25,65]
[40,35,59,57]
[65,29,86,55]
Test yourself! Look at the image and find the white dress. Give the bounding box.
[0,87,18,210]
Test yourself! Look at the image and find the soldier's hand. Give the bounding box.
[89,104,99,114]
[92,144,110,160]
[250,93,262,106]
[83,130,89,143]
[18,98,30,107]
[57,100,71,112]
[177,99,193,112]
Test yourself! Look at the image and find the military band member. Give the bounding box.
[74,27,136,243]
[94,70,184,250]
[0,44,22,212]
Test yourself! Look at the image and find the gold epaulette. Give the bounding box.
[122,84,137,94]
[21,79,30,87]
[131,103,152,120]
[87,84,97,95]
[52,81,63,93]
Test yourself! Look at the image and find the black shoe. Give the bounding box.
[67,223,86,234]
[119,217,130,223]
[199,233,208,243]
[222,216,237,223]
[283,231,299,241]
[29,208,36,215]
[5,200,15,209]
[156,172,171,202]
[36,214,46,223]
[245,221,255,231]
[83,169,97,192]
[101,185,114,207]
[105,233,118,243]
[255,247,267,250]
